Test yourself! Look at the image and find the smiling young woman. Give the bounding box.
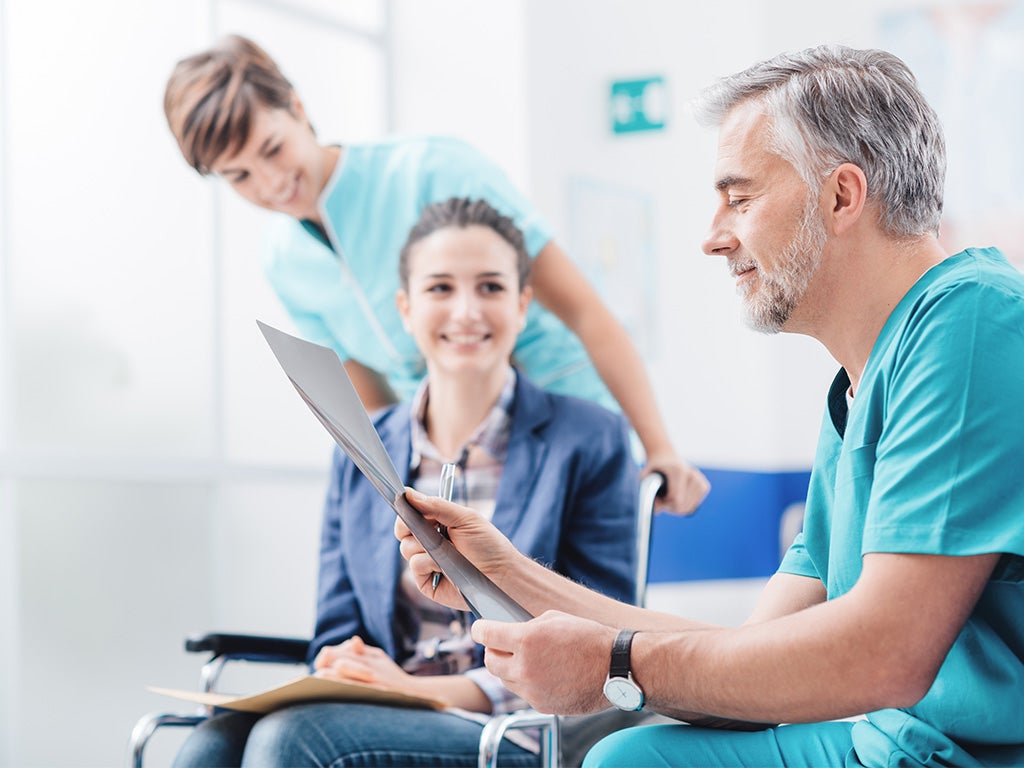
[395,204,533,457]
[169,198,658,768]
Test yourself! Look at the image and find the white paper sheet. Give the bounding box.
[258,321,531,623]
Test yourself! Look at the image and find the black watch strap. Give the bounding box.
[609,629,637,678]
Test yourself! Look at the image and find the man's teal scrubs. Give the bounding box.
[586,248,1024,767]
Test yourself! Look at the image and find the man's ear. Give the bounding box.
[827,162,868,235]
[395,290,412,333]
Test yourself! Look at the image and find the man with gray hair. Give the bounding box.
[397,45,1024,766]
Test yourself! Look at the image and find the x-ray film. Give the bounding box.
[258,321,531,623]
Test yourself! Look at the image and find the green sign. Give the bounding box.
[610,76,668,134]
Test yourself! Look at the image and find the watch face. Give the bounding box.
[603,676,644,711]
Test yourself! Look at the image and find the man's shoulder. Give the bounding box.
[894,247,1024,330]
[932,247,1024,297]
[866,246,1024,394]
[963,247,1024,299]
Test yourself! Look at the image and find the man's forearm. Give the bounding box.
[503,554,714,633]
[630,552,995,726]
[632,610,887,724]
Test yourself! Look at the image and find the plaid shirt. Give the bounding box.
[394,368,527,715]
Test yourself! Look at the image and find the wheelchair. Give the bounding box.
[128,473,664,768]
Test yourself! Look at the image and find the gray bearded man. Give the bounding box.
[398,45,1024,767]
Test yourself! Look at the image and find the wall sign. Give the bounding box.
[609,76,668,134]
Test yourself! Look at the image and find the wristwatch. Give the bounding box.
[602,629,645,711]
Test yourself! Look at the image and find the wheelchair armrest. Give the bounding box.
[184,632,311,664]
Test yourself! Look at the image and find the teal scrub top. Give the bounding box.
[263,135,611,407]
[781,248,1024,766]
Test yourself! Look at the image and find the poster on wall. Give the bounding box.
[880,2,1024,268]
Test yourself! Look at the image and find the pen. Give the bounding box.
[431,462,457,590]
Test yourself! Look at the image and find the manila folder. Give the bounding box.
[148,674,444,714]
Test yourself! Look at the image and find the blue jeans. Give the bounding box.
[172,702,538,767]
[583,721,856,767]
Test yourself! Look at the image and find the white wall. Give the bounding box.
[0,1,386,766]
[390,0,530,190]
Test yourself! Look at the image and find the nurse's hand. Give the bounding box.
[644,454,710,515]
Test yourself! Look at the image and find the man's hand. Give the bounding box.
[644,453,710,514]
[396,487,522,610]
[471,610,617,715]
